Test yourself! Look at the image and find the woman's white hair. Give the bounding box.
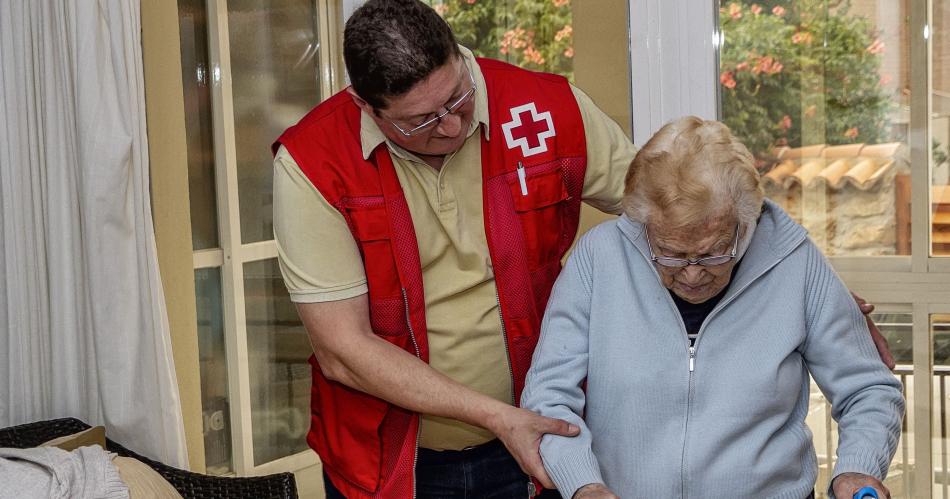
[623,116,764,249]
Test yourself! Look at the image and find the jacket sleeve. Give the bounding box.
[799,242,905,497]
[521,234,604,497]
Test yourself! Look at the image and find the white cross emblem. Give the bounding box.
[501,102,556,157]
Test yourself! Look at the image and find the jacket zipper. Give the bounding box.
[682,341,695,499]
[401,288,422,499]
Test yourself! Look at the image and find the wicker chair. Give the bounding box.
[0,417,298,499]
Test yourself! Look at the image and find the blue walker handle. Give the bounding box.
[853,486,879,499]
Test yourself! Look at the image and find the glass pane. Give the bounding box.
[425,0,575,79]
[934,314,950,497]
[179,0,220,250]
[933,3,950,256]
[228,0,322,244]
[719,1,911,256]
[810,312,913,498]
[243,259,310,466]
[195,267,233,475]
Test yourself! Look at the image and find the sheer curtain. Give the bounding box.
[0,0,187,467]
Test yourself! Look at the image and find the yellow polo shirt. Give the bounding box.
[273,47,636,450]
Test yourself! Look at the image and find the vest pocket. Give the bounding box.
[344,202,402,299]
[508,165,570,270]
[308,355,389,492]
[369,296,409,337]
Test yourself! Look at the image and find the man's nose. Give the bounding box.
[435,111,463,137]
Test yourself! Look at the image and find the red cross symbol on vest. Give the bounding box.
[501,102,556,157]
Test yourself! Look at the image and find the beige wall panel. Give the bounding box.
[573,0,633,234]
[141,0,206,472]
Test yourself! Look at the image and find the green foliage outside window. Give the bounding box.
[720,0,893,163]
[423,0,574,80]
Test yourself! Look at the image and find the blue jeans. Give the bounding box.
[323,439,560,498]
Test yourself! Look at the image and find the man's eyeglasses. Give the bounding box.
[387,71,477,137]
[645,225,740,268]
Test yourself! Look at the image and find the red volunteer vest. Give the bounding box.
[275,58,587,498]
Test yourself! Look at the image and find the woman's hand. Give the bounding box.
[573,483,619,499]
[832,472,889,499]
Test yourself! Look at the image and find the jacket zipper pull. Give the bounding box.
[517,161,528,196]
[688,346,696,372]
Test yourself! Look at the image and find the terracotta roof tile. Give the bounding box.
[761,142,906,191]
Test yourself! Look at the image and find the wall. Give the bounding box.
[140,0,206,472]
[572,0,633,234]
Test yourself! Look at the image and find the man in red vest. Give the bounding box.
[272,1,893,497]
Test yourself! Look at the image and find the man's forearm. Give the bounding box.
[321,330,510,432]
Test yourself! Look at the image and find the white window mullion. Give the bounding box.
[318,0,343,97]
[910,0,932,275]
[627,0,718,146]
[913,301,934,499]
[193,248,224,269]
[239,240,278,263]
[206,0,255,475]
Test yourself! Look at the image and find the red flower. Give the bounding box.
[866,39,885,55]
[792,31,813,45]
[779,115,792,131]
[772,6,786,16]
[728,3,742,20]
[844,127,859,139]
[720,71,737,89]
[736,61,749,71]
[753,56,783,75]
[750,4,762,15]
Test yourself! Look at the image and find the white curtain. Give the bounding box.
[0,0,188,468]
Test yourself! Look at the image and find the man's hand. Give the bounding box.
[832,472,889,499]
[852,293,896,370]
[573,483,619,499]
[488,405,580,489]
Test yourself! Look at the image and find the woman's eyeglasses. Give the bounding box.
[645,225,740,268]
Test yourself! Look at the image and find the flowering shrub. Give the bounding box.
[720,0,892,162]
[424,0,574,79]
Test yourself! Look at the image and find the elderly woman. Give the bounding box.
[521,117,904,499]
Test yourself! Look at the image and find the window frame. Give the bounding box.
[194,0,344,476]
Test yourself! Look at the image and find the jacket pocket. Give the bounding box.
[343,201,402,300]
[507,164,570,270]
[308,355,389,492]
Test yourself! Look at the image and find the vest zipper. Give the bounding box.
[494,287,516,405]
[401,288,422,499]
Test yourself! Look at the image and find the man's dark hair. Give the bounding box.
[344,0,461,109]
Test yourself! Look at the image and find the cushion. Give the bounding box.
[41,426,107,452]
[39,426,182,498]
[113,456,183,499]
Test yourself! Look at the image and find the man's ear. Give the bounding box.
[346,87,375,114]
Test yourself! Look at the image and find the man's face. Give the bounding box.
[353,57,477,158]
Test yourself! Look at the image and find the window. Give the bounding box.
[177,0,340,476]
[714,1,948,496]
[720,0,910,257]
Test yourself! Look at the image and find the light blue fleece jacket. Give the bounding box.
[521,200,904,499]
